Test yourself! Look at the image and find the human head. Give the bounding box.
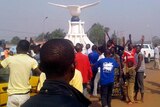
[86,44,90,50]
[98,46,104,54]
[128,43,133,51]
[40,39,75,82]
[75,43,82,52]
[110,47,115,54]
[81,44,84,49]
[104,48,111,57]
[154,43,157,47]
[91,45,98,51]
[136,45,141,54]
[107,40,112,48]
[16,40,30,54]
[112,38,117,45]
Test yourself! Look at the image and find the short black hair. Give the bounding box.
[98,46,104,53]
[104,48,111,57]
[92,45,97,51]
[40,39,75,77]
[75,43,82,52]
[107,40,113,47]
[85,44,90,49]
[154,43,157,47]
[17,40,30,52]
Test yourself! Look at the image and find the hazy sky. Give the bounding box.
[0,0,160,41]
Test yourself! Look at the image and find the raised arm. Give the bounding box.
[123,40,130,48]
[129,34,132,44]
[140,35,144,48]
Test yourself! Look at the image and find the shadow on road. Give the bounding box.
[145,81,160,94]
[146,81,160,87]
[145,87,160,94]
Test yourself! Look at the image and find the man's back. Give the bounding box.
[1,54,38,95]
[75,52,92,83]
[88,51,99,65]
[22,39,91,107]
[22,80,91,107]
[94,57,119,85]
[123,49,136,65]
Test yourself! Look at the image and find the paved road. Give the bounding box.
[90,61,160,107]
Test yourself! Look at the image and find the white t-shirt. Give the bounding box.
[154,47,159,59]
[84,48,92,55]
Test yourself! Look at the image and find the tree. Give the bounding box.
[11,36,20,44]
[88,23,107,46]
[35,33,44,42]
[36,28,66,41]
[52,28,66,39]
[152,36,160,45]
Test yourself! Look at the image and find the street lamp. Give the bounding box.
[42,17,48,42]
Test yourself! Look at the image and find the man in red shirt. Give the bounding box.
[75,43,92,96]
[123,43,136,66]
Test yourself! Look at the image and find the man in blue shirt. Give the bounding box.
[88,45,99,94]
[88,45,99,66]
[94,48,119,107]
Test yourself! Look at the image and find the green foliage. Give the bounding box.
[36,29,66,41]
[11,36,20,45]
[88,23,109,46]
[35,33,44,42]
[51,28,66,39]
[152,36,160,45]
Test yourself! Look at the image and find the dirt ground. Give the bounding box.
[89,61,160,107]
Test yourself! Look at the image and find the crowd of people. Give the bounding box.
[0,34,159,107]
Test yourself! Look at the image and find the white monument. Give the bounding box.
[48,1,100,47]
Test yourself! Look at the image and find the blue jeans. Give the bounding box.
[100,83,114,107]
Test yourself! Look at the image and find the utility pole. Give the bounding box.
[42,17,48,42]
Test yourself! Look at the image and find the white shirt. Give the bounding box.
[84,48,92,55]
[154,47,159,59]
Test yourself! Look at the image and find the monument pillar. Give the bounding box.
[65,20,93,46]
[48,0,100,51]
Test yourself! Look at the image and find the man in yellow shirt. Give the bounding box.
[0,40,41,107]
[69,69,83,93]
[37,69,83,93]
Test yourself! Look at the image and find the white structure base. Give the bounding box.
[65,20,93,48]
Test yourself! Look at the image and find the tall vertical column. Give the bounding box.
[65,20,93,47]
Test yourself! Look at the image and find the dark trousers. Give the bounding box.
[100,83,114,107]
[90,71,97,94]
[135,72,144,93]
